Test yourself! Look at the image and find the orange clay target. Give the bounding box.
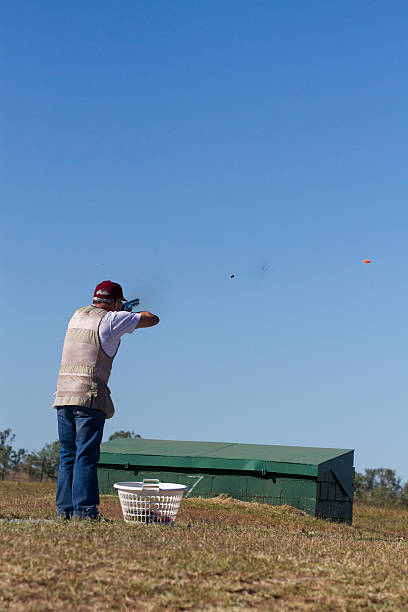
[363,259,371,263]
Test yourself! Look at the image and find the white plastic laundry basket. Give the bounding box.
[114,479,187,524]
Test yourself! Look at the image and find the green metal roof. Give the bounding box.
[99,438,354,478]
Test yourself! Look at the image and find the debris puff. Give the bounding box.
[257,259,271,273]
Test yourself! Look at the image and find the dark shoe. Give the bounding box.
[92,513,113,523]
[73,513,113,523]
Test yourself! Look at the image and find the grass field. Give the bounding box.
[0,481,407,610]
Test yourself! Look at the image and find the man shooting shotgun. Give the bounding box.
[53,280,159,520]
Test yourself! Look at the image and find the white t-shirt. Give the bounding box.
[98,311,141,357]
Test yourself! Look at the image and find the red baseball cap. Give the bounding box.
[93,280,126,301]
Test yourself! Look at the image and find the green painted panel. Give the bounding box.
[99,467,318,517]
[99,438,353,479]
[100,438,351,464]
[210,474,248,498]
[316,500,352,523]
[318,452,354,496]
[98,468,129,493]
[99,452,318,476]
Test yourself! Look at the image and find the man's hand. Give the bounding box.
[136,311,160,328]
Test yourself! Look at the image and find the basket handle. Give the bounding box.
[142,478,160,492]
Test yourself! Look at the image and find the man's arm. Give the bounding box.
[136,311,160,328]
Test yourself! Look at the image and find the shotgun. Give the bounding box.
[121,298,140,312]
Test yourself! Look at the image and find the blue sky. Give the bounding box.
[1,1,407,482]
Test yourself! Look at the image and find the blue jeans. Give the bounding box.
[56,406,105,519]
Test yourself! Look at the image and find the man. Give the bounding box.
[53,280,159,520]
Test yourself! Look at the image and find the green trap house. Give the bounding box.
[98,439,354,523]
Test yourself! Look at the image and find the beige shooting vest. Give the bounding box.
[53,305,119,418]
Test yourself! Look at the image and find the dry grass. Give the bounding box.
[0,481,407,611]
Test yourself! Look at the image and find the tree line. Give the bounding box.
[354,468,408,506]
[0,428,141,482]
[1,428,407,506]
